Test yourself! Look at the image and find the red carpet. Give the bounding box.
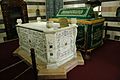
[0,39,120,80]
[68,40,120,80]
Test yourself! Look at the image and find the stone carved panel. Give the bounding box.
[17,22,77,69]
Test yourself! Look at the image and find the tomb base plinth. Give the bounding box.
[14,48,84,79]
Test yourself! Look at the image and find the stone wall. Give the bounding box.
[0,0,46,43]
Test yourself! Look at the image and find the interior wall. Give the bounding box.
[0,0,46,43]
[0,0,46,21]
[63,0,87,8]
[0,5,6,43]
[101,1,120,41]
[0,0,119,43]
[24,0,46,21]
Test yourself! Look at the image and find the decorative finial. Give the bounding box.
[36,17,41,22]
[17,19,22,24]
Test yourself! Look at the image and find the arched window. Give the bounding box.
[116,7,120,17]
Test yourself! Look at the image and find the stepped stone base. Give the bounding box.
[14,48,84,79]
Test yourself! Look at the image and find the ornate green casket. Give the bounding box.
[49,7,105,54]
